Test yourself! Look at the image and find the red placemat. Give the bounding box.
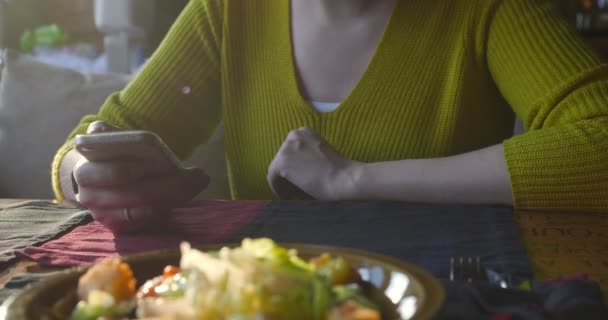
[15,200,268,267]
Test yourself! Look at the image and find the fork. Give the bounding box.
[449,256,485,283]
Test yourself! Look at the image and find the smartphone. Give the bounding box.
[75,131,183,172]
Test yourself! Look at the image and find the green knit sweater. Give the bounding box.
[53,0,608,210]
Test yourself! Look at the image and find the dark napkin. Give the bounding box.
[234,201,533,279]
[439,279,608,320]
[0,201,90,270]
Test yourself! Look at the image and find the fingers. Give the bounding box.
[74,159,151,188]
[267,173,312,200]
[78,167,209,209]
[91,207,160,234]
[269,128,312,195]
[267,161,292,199]
[86,121,122,134]
[283,127,316,146]
[267,141,293,199]
[290,127,320,140]
[78,121,207,233]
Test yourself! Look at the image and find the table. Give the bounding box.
[0,199,63,288]
[0,200,607,293]
[515,210,608,290]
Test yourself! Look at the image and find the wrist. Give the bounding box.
[335,161,368,200]
[340,161,407,201]
[58,149,83,202]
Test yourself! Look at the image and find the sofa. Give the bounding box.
[0,49,229,200]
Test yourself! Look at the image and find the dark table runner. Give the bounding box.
[235,201,533,279]
[2,200,545,318]
[16,201,532,278]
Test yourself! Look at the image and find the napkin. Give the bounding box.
[0,200,90,270]
[16,200,267,266]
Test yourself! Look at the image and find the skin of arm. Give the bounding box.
[267,128,512,205]
[349,144,512,205]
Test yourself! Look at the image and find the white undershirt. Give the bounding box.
[310,101,341,113]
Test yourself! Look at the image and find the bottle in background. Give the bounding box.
[594,0,608,31]
[577,0,593,32]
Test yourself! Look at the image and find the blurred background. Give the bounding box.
[0,0,189,73]
[0,0,232,200]
[0,0,607,74]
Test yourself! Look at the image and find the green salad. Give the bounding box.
[71,238,385,320]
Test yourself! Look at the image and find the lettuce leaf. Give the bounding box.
[179,239,331,320]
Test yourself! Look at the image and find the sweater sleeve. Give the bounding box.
[487,0,608,211]
[51,0,224,200]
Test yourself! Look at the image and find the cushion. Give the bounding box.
[0,49,131,199]
[0,49,229,199]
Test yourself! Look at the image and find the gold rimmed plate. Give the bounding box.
[1,243,444,319]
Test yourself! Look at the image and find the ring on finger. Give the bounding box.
[123,208,134,223]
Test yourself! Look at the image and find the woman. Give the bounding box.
[54,0,608,232]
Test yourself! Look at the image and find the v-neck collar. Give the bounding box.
[281,0,401,118]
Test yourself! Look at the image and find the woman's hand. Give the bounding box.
[73,121,210,233]
[267,128,361,200]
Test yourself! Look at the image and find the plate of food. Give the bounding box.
[1,238,444,319]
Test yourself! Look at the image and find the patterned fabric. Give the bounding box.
[0,201,89,270]
[18,201,531,280]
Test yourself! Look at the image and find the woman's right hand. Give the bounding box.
[73,121,210,233]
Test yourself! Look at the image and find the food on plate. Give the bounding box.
[70,238,389,320]
[71,258,137,319]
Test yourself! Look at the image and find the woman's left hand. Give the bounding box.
[267,128,361,200]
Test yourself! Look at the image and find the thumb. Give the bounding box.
[86,121,122,134]
[183,167,211,196]
[271,176,315,200]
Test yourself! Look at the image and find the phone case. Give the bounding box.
[75,131,183,171]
